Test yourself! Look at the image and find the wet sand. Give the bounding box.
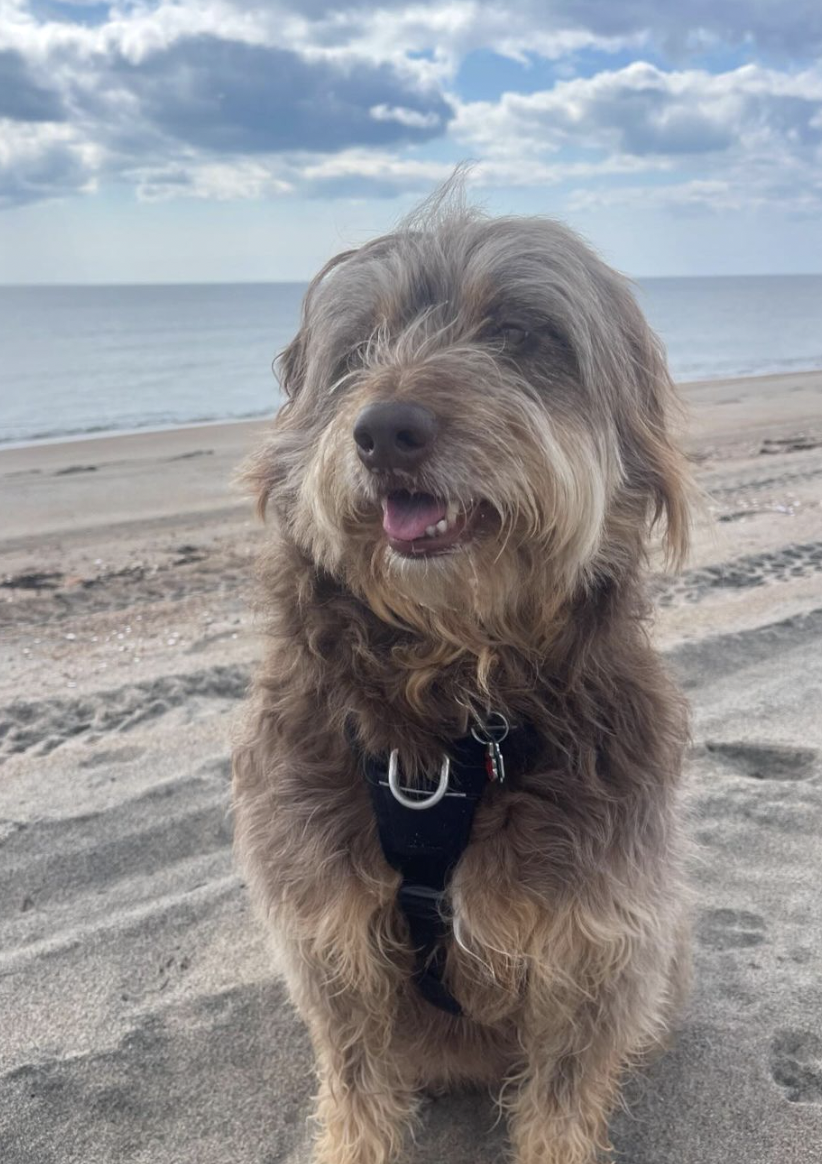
[2,371,822,1162]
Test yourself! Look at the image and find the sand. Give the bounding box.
[1,371,822,1163]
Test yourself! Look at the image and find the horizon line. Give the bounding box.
[2,272,822,289]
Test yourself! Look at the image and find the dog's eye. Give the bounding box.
[494,323,530,350]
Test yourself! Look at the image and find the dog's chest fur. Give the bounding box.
[235,550,684,1030]
[362,770,594,1023]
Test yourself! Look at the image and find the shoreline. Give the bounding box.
[0,368,821,456]
[0,412,273,454]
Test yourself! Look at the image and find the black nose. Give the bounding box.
[353,401,437,471]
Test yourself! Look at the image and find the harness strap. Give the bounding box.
[350,721,541,1016]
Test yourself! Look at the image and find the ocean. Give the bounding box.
[1,275,821,446]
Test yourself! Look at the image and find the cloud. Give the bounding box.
[0,4,454,206]
[447,60,822,217]
[298,148,453,197]
[98,36,451,155]
[453,61,822,161]
[536,0,822,57]
[370,103,442,129]
[135,159,293,201]
[0,0,821,214]
[220,0,822,61]
[205,0,822,70]
[278,2,643,79]
[0,47,65,120]
[567,175,822,217]
[0,120,98,206]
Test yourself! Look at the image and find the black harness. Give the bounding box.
[349,719,541,1016]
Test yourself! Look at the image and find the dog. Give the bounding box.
[232,183,693,1164]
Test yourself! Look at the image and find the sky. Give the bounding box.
[1,0,821,283]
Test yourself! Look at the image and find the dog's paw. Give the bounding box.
[311,1087,417,1164]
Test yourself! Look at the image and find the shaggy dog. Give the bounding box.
[232,186,693,1164]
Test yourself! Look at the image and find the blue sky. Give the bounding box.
[1,0,821,281]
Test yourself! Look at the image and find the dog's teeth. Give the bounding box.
[435,519,448,535]
[425,525,437,538]
[446,501,458,524]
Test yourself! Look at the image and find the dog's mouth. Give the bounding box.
[381,490,476,557]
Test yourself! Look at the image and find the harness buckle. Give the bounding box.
[388,749,450,810]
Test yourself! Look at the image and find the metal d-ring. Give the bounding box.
[388,749,450,810]
[470,711,510,747]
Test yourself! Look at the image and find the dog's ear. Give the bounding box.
[277,246,361,401]
[276,330,308,400]
[237,333,307,519]
[237,333,308,519]
[643,398,692,571]
[627,337,693,571]
[236,439,276,521]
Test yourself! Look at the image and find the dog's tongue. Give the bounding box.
[382,491,446,541]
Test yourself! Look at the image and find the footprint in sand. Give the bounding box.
[698,908,767,950]
[760,435,822,454]
[656,541,822,606]
[770,1030,822,1103]
[0,664,249,763]
[704,741,818,782]
[78,745,146,769]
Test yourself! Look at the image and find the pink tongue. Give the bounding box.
[382,492,446,541]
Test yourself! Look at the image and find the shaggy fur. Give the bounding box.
[232,183,693,1164]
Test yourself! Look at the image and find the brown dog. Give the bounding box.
[233,185,693,1164]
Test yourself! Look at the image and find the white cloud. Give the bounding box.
[370,103,442,129]
[0,119,100,206]
[280,2,641,80]
[136,159,294,201]
[567,176,822,216]
[297,148,454,197]
[448,60,822,214]
[453,61,822,159]
[470,154,674,187]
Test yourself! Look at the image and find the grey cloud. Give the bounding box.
[302,172,433,199]
[0,49,66,122]
[545,0,822,56]
[599,85,822,159]
[580,89,735,156]
[620,109,732,155]
[0,140,91,208]
[260,0,822,58]
[102,36,450,155]
[0,28,452,208]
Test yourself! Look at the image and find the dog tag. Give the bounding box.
[485,740,505,783]
[472,712,510,785]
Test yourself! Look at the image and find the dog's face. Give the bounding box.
[247,206,690,655]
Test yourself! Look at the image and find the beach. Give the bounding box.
[2,370,822,1162]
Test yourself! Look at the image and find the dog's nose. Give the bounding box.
[353,402,437,471]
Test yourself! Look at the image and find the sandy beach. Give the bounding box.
[2,370,822,1163]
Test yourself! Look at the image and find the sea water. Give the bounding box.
[1,275,821,446]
